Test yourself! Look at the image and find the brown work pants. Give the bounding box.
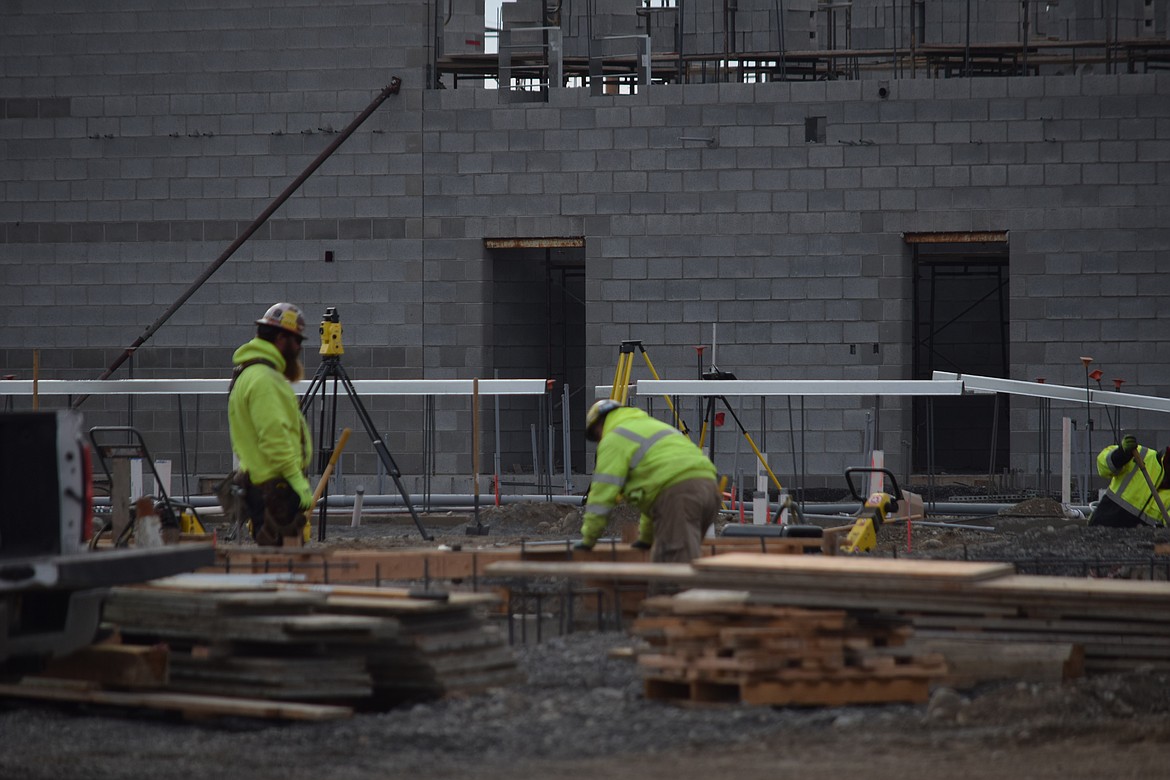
[649,477,721,563]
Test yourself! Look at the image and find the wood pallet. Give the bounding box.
[632,590,944,706]
[644,675,931,707]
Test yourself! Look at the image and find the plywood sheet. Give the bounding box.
[693,553,1013,586]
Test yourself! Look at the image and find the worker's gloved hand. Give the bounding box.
[572,541,594,552]
[1122,435,1138,454]
[630,540,651,551]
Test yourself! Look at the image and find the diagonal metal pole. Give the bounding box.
[73,77,403,408]
[1132,451,1170,526]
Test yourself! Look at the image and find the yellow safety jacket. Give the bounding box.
[580,406,716,546]
[1096,444,1169,526]
[228,338,313,508]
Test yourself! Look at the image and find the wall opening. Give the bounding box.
[488,239,586,483]
[909,235,1009,475]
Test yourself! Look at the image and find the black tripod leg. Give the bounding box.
[300,362,339,542]
[334,364,432,541]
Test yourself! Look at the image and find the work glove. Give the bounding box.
[1122,435,1138,454]
[572,541,594,552]
[630,540,651,551]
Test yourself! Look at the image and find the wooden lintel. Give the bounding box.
[484,236,585,249]
[903,231,1008,244]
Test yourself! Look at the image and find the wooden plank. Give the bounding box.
[485,560,696,581]
[693,553,1014,585]
[0,681,353,721]
[905,638,1083,688]
[912,613,1170,637]
[975,575,1170,614]
[293,584,500,608]
[738,676,930,706]
[40,644,169,690]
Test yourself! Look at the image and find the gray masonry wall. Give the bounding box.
[3,0,1169,496]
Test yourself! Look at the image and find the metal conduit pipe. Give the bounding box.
[91,493,586,509]
[320,493,587,508]
[91,495,1090,518]
[805,501,1091,517]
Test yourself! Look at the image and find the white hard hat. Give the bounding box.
[586,399,622,441]
[256,302,306,338]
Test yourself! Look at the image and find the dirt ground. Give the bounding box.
[3,497,1170,779]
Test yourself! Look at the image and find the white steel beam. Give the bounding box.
[636,379,965,397]
[932,371,1170,415]
[0,378,550,397]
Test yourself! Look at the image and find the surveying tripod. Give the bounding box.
[695,370,784,497]
[299,308,432,541]
[609,340,689,434]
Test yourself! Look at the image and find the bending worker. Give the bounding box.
[575,400,721,562]
[226,302,314,546]
[1089,434,1170,528]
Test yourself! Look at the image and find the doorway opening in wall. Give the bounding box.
[487,238,587,486]
[909,233,1009,477]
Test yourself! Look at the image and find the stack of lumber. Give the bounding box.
[105,576,521,704]
[692,554,1170,676]
[298,584,523,704]
[633,589,945,706]
[0,574,522,720]
[102,580,388,703]
[486,554,1170,691]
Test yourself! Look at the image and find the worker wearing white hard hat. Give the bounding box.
[578,399,720,562]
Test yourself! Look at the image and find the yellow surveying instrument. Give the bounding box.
[319,306,344,356]
[609,340,688,434]
[299,307,432,542]
[840,467,903,553]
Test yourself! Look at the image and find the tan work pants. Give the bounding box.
[649,477,721,563]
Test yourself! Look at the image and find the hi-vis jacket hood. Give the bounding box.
[228,337,312,506]
[580,406,716,546]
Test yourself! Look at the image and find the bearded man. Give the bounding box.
[226,302,314,546]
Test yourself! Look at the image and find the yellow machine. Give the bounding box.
[840,467,903,553]
[319,306,344,356]
[179,509,206,535]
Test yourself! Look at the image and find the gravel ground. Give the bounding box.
[3,631,1170,780]
[3,497,1170,779]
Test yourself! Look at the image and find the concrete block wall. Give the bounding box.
[4,1,1170,493]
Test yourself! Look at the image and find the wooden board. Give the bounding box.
[0,680,352,721]
[903,638,1083,688]
[643,675,930,707]
[485,560,696,581]
[41,643,169,690]
[693,553,1014,586]
[975,574,1170,609]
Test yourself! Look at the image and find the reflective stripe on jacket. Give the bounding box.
[228,337,313,507]
[580,406,716,546]
[1096,444,1169,527]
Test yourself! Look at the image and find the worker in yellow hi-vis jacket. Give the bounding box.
[1090,434,1170,528]
[225,303,314,546]
[575,400,720,562]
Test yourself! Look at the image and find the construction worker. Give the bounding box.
[225,302,314,546]
[575,400,720,562]
[1089,434,1170,528]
